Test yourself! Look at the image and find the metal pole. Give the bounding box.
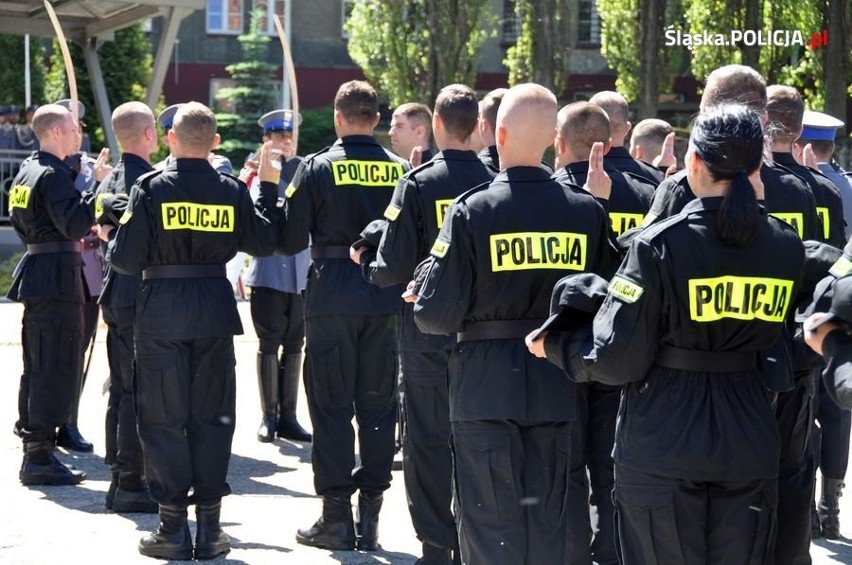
[24,34,31,107]
[281,0,291,108]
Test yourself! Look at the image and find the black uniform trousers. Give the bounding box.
[249,287,305,354]
[134,337,236,506]
[578,382,620,565]
[813,376,852,480]
[304,314,398,498]
[774,371,817,565]
[18,299,83,443]
[614,465,777,564]
[451,419,590,564]
[400,349,456,551]
[102,304,145,485]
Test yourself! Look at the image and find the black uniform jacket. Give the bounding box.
[414,166,612,422]
[822,329,852,410]
[478,145,553,176]
[553,160,655,237]
[7,150,96,302]
[277,135,411,316]
[97,153,152,309]
[108,158,278,340]
[773,152,846,247]
[645,163,822,241]
[361,149,495,351]
[603,146,664,186]
[548,197,805,480]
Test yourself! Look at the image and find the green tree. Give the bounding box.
[0,35,48,106]
[504,0,576,93]
[346,0,492,107]
[46,24,153,151]
[215,8,279,163]
[598,0,685,117]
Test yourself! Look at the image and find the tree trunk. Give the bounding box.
[823,0,849,135]
[637,0,664,119]
[741,0,760,69]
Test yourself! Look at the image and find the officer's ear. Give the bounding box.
[211,133,221,150]
[371,113,380,129]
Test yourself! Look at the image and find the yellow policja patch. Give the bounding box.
[434,199,453,229]
[489,232,587,272]
[331,160,404,187]
[688,275,794,322]
[768,212,804,238]
[431,237,450,258]
[609,212,645,236]
[608,275,644,303]
[830,256,852,278]
[384,203,401,221]
[8,184,31,210]
[161,202,235,232]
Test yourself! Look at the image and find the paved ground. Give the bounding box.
[0,301,850,564]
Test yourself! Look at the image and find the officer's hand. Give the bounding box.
[350,245,366,264]
[652,132,677,170]
[525,330,548,358]
[409,146,423,167]
[402,280,419,303]
[804,314,843,356]
[94,147,113,182]
[802,143,819,169]
[98,223,114,242]
[258,141,281,185]
[583,142,611,200]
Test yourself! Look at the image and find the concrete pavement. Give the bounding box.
[0,301,850,564]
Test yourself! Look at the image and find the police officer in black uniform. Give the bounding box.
[413,83,613,564]
[277,81,410,552]
[531,104,805,563]
[243,109,312,443]
[475,88,507,175]
[353,84,494,564]
[551,100,655,564]
[589,91,665,186]
[766,85,850,541]
[806,274,852,411]
[8,103,94,486]
[96,101,160,513]
[639,66,822,564]
[107,102,280,560]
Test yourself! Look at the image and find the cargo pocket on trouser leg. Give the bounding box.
[746,481,778,565]
[453,428,523,564]
[305,343,348,408]
[614,482,684,565]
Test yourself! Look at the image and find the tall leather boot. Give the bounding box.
[296,496,356,550]
[20,440,86,486]
[415,542,453,565]
[56,371,93,452]
[276,353,312,442]
[195,501,231,560]
[256,353,279,443]
[138,504,193,560]
[355,492,383,551]
[818,478,845,540]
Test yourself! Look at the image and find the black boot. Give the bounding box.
[355,493,383,551]
[138,504,193,560]
[415,542,453,565]
[818,478,845,540]
[195,501,231,560]
[296,496,356,550]
[20,441,86,486]
[105,473,119,509]
[112,487,158,514]
[277,353,312,442]
[812,501,823,539]
[256,353,279,443]
[56,423,94,452]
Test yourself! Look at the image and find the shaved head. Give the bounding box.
[496,83,557,167]
[589,90,631,145]
[630,118,673,160]
[112,101,155,148]
[557,102,611,161]
[701,64,767,112]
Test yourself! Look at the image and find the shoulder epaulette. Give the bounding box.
[304,146,332,163]
[135,168,163,186]
[406,158,437,179]
[453,179,492,205]
[636,209,692,242]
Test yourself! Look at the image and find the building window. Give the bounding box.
[255,0,287,35]
[141,18,153,32]
[207,0,243,34]
[501,0,519,45]
[341,0,355,39]
[577,0,600,46]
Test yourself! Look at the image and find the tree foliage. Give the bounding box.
[504,0,576,93]
[598,0,684,115]
[0,35,48,106]
[46,24,153,151]
[215,8,279,162]
[346,0,493,107]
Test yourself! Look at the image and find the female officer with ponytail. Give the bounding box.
[529,104,805,563]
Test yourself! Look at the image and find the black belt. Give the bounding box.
[457,319,546,343]
[655,345,757,372]
[142,264,226,280]
[310,245,351,260]
[26,241,82,254]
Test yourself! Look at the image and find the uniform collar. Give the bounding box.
[772,152,799,168]
[437,149,481,162]
[605,146,631,159]
[173,157,214,171]
[121,153,151,167]
[37,150,73,173]
[682,196,725,213]
[336,135,380,146]
[494,165,553,183]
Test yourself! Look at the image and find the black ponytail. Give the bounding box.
[690,105,764,246]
